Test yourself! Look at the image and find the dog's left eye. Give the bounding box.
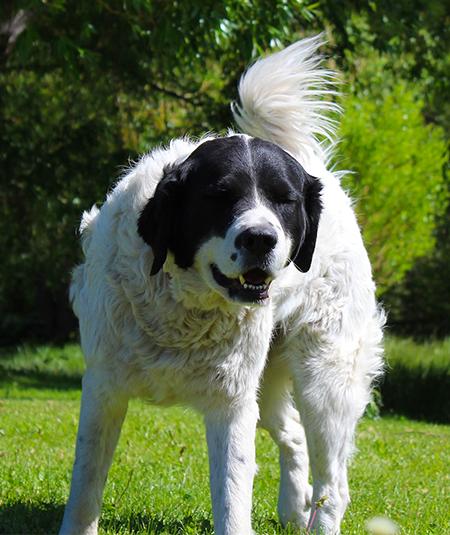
[277,195,298,205]
[266,188,298,205]
[259,180,299,205]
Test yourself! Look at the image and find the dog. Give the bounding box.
[60,36,384,535]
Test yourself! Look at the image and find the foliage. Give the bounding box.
[1,0,450,340]
[382,195,450,338]
[0,0,325,341]
[1,342,450,533]
[2,0,321,133]
[338,79,448,292]
[322,1,450,131]
[0,67,133,340]
[332,11,450,334]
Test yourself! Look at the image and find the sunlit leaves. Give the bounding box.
[339,83,448,292]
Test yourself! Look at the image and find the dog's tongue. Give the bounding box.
[243,268,268,285]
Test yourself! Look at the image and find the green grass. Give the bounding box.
[382,337,450,423]
[1,341,450,534]
[385,337,450,369]
[0,344,84,400]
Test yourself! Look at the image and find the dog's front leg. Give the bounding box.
[204,398,259,535]
[293,362,368,535]
[60,370,129,535]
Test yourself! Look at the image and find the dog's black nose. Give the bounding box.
[235,228,278,256]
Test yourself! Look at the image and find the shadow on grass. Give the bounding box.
[0,501,65,535]
[381,364,450,424]
[0,501,214,534]
[0,364,82,392]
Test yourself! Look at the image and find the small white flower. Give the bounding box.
[365,516,399,535]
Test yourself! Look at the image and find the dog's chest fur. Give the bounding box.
[119,272,275,406]
[73,207,275,406]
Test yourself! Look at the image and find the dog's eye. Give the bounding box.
[278,194,298,204]
[266,187,299,205]
[259,179,299,205]
[203,186,240,203]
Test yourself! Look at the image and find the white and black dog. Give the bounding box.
[60,36,384,535]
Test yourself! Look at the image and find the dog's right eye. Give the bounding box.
[203,187,239,204]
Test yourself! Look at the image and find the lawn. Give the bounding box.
[1,340,449,534]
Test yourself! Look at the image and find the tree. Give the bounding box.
[0,67,134,340]
[0,0,320,341]
[1,0,449,341]
[318,0,450,132]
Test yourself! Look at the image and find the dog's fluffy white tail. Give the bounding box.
[232,35,340,164]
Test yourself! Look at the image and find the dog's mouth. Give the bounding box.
[211,264,273,303]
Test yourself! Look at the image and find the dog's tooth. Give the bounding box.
[239,278,271,292]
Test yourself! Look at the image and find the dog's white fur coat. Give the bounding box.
[60,37,384,535]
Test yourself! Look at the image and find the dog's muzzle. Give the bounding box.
[210,226,280,303]
[234,227,278,258]
[211,265,273,303]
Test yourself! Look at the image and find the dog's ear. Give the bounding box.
[292,175,323,273]
[137,164,186,276]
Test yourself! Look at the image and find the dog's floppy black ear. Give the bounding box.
[137,164,186,276]
[292,175,323,273]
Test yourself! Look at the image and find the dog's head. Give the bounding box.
[138,136,322,305]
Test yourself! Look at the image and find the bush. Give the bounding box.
[382,190,450,338]
[338,82,448,294]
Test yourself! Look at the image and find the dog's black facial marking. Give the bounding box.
[248,137,322,273]
[137,164,188,275]
[291,175,323,272]
[138,135,322,277]
[139,137,258,275]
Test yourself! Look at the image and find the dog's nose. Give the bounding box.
[235,228,278,256]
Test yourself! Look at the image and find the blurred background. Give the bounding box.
[1,0,449,344]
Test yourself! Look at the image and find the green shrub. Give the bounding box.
[338,83,448,293]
